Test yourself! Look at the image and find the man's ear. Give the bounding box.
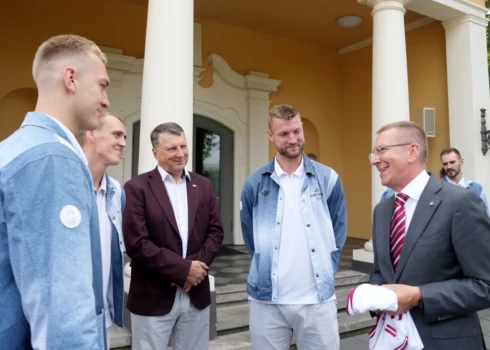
[408,144,421,163]
[62,67,77,93]
[87,130,96,143]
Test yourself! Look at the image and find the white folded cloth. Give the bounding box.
[346,284,424,350]
[346,283,398,315]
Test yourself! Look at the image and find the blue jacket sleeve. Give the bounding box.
[327,177,347,272]
[5,156,100,349]
[240,180,255,255]
[479,188,490,218]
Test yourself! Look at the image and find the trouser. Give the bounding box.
[249,299,340,350]
[131,289,210,350]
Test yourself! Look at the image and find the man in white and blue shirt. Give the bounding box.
[81,112,128,348]
[241,104,347,350]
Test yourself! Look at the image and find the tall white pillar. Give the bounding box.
[354,0,410,256]
[369,0,411,215]
[138,0,194,173]
[443,15,490,195]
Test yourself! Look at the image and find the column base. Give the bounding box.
[352,248,374,275]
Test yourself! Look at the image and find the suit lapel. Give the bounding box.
[148,168,180,235]
[395,176,442,281]
[377,196,396,282]
[186,173,199,239]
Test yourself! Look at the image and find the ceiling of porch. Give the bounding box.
[118,0,426,50]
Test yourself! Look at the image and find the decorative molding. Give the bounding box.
[406,0,487,22]
[338,17,436,55]
[443,13,489,30]
[246,73,281,93]
[208,54,247,89]
[208,54,282,92]
[193,66,205,83]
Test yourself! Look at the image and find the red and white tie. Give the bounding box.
[390,193,409,270]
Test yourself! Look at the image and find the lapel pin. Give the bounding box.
[192,184,197,187]
[429,201,434,206]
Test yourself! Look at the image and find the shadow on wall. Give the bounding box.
[0,88,37,141]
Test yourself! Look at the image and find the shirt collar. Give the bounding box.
[399,170,430,202]
[446,176,469,188]
[158,165,190,182]
[274,156,305,179]
[45,114,88,166]
[93,173,107,194]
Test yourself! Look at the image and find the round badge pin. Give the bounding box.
[60,205,82,228]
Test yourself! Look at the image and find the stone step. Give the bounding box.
[108,324,132,349]
[216,283,356,311]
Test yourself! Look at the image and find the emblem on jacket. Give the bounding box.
[310,187,323,199]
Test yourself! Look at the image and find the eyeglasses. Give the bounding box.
[368,143,411,161]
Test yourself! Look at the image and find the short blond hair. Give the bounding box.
[32,34,107,82]
[377,121,428,162]
[268,104,300,130]
[78,112,123,146]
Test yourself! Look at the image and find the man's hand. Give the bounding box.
[382,284,421,315]
[183,281,192,292]
[187,261,208,286]
[170,281,193,292]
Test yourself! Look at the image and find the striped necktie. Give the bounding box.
[390,193,409,270]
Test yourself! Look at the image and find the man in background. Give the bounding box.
[440,147,489,216]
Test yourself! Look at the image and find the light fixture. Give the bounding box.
[336,15,363,28]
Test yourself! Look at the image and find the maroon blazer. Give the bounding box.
[122,167,224,316]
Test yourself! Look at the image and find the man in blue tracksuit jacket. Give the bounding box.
[0,35,111,349]
[81,112,128,348]
[241,104,346,350]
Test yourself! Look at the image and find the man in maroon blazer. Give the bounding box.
[122,122,224,350]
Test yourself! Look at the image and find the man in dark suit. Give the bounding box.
[122,122,224,350]
[369,121,490,349]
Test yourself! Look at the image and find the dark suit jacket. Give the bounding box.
[371,175,490,350]
[122,167,224,316]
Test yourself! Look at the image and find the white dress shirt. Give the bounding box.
[157,166,190,257]
[446,176,465,187]
[95,175,113,327]
[398,170,430,230]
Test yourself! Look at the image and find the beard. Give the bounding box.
[446,168,461,179]
[277,143,304,159]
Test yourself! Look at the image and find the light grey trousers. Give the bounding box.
[131,289,210,350]
[249,299,340,350]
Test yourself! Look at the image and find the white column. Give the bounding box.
[370,0,411,215]
[247,72,280,174]
[138,0,194,173]
[443,15,490,195]
[358,0,410,253]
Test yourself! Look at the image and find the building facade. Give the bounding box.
[1,0,489,249]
